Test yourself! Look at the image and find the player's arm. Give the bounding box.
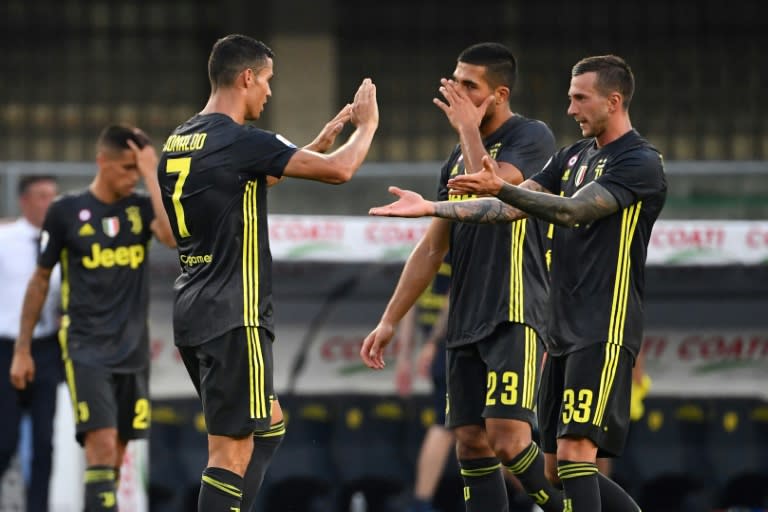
[495,179,619,227]
[361,218,450,369]
[303,104,352,154]
[281,78,378,184]
[129,136,176,248]
[448,155,619,226]
[434,78,524,185]
[10,266,53,389]
[369,183,534,224]
[267,105,353,189]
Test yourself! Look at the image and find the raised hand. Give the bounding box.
[350,78,379,128]
[447,154,504,196]
[368,187,435,218]
[127,134,159,179]
[306,104,352,153]
[433,78,494,133]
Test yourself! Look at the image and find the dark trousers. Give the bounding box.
[0,335,63,512]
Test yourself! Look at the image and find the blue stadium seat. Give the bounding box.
[258,394,337,511]
[618,397,687,484]
[708,398,765,487]
[149,399,208,512]
[404,395,464,512]
[627,397,713,509]
[331,395,410,512]
[716,471,768,510]
[710,399,768,509]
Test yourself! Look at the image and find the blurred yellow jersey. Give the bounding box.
[630,374,652,421]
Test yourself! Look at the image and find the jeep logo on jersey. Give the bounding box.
[102,217,120,237]
[82,243,145,269]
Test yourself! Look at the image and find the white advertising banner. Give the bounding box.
[269,215,431,262]
[647,220,768,265]
[642,330,768,399]
[268,216,768,265]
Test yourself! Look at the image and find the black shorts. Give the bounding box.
[538,343,633,457]
[63,361,150,446]
[445,322,542,429]
[179,326,275,437]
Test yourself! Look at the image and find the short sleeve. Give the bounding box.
[531,149,569,194]
[229,127,299,179]
[496,122,557,179]
[595,150,665,208]
[38,199,67,269]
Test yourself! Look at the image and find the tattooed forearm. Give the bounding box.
[496,181,620,227]
[433,198,526,224]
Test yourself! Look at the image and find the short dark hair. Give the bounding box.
[458,42,517,90]
[572,55,635,109]
[96,124,150,153]
[208,34,274,90]
[18,175,56,197]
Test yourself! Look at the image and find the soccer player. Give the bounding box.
[369,54,666,512]
[361,42,563,512]
[10,125,176,512]
[156,34,378,512]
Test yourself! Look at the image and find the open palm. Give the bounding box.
[369,186,434,218]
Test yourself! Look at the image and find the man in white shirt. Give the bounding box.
[0,175,61,512]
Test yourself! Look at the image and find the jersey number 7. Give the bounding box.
[165,158,192,238]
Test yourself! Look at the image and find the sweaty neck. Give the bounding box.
[200,89,246,125]
[594,114,633,148]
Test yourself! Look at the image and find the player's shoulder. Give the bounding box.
[50,189,90,212]
[240,124,296,149]
[613,131,664,169]
[557,138,592,162]
[514,115,555,137]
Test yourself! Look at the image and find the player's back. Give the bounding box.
[158,113,297,347]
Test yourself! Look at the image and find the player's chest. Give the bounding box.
[66,205,147,269]
[560,153,609,197]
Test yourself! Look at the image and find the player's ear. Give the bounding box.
[239,68,252,89]
[494,86,510,105]
[608,92,622,113]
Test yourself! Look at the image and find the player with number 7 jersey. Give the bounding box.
[156,34,378,512]
[158,115,296,347]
